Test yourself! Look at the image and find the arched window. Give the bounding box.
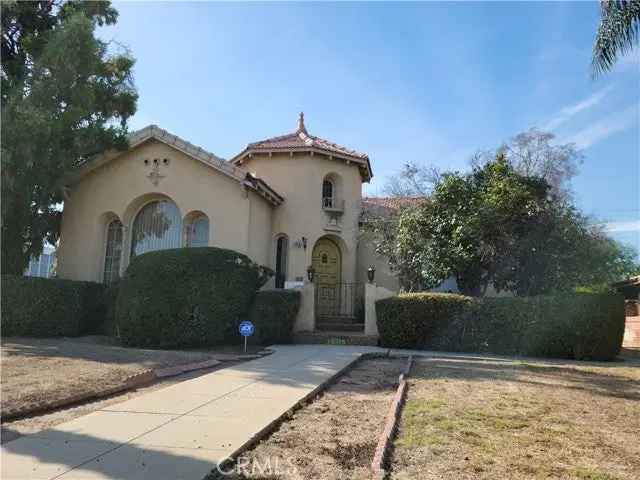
[275,235,288,289]
[322,179,334,208]
[186,215,209,248]
[104,219,123,284]
[130,200,181,258]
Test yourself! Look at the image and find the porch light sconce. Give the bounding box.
[307,265,315,283]
[293,237,308,250]
[367,265,376,283]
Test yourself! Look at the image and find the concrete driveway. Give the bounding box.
[1,345,382,480]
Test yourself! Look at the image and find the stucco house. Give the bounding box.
[57,113,398,334]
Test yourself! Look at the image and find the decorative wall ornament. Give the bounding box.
[145,158,169,186]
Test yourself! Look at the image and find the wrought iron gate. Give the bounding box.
[315,282,364,319]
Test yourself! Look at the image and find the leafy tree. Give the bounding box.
[387,129,581,203]
[592,0,640,76]
[472,128,582,201]
[1,1,137,274]
[372,154,638,295]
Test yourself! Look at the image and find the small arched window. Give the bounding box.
[131,200,181,258]
[104,219,123,284]
[322,179,334,208]
[275,235,288,289]
[186,215,209,248]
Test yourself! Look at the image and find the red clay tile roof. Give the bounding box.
[362,196,428,210]
[231,113,372,181]
[360,196,428,221]
[245,130,369,161]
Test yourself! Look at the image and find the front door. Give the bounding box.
[312,238,341,315]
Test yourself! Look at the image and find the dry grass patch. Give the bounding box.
[216,357,406,480]
[1,336,219,417]
[391,356,640,480]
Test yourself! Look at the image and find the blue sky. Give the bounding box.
[100,1,639,253]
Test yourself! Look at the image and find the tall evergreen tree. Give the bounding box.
[1,1,137,274]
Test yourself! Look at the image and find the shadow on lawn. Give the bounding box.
[1,345,379,480]
[1,426,226,480]
[413,357,640,401]
[1,336,220,368]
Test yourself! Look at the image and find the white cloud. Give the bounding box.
[561,105,638,149]
[599,220,640,233]
[542,86,613,131]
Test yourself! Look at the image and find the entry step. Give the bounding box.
[293,331,379,346]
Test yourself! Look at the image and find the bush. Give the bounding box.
[78,281,109,335]
[116,247,265,348]
[375,293,471,349]
[1,275,106,337]
[99,280,121,336]
[376,292,624,360]
[250,289,301,345]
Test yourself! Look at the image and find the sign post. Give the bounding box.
[238,320,255,353]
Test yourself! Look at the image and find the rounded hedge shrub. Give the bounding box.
[376,291,625,360]
[376,293,471,349]
[250,289,301,345]
[1,275,106,337]
[116,247,267,348]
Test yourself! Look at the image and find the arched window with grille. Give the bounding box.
[322,179,334,208]
[103,219,123,284]
[185,214,210,248]
[130,200,182,258]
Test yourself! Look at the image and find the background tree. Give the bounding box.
[386,129,581,203]
[372,154,638,295]
[384,162,441,197]
[592,0,640,76]
[1,1,137,274]
[472,128,582,201]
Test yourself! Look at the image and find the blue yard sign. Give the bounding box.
[239,320,255,353]
[239,321,255,337]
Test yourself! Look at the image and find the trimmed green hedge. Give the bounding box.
[376,292,625,360]
[375,293,471,349]
[100,280,121,336]
[116,247,267,348]
[250,289,301,345]
[1,275,107,337]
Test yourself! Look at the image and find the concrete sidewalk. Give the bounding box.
[1,345,382,480]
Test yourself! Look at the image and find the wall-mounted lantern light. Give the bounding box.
[367,265,376,283]
[307,265,315,283]
[294,237,309,250]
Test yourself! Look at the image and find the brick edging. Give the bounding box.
[1,354,235,423]
[371,355,413,478]
[1,369,156,422]
[155,359,221,378]
[209,350,392,478]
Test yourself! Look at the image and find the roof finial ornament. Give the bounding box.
[297,111,307,134]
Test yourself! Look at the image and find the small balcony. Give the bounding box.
[322,197,344,214]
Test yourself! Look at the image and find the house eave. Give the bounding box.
[231,147,373,182]
[65,125,284,207]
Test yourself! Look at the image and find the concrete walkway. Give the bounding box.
[1,345,382,480]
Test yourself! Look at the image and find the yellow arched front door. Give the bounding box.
[312,238,341,315]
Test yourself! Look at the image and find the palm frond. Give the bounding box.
[592,0,640,77]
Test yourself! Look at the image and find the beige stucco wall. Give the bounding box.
[356,232,400,292]
[57,139,273,282]
[241,152,363,285]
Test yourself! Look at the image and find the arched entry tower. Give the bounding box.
[312,236,363,330]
